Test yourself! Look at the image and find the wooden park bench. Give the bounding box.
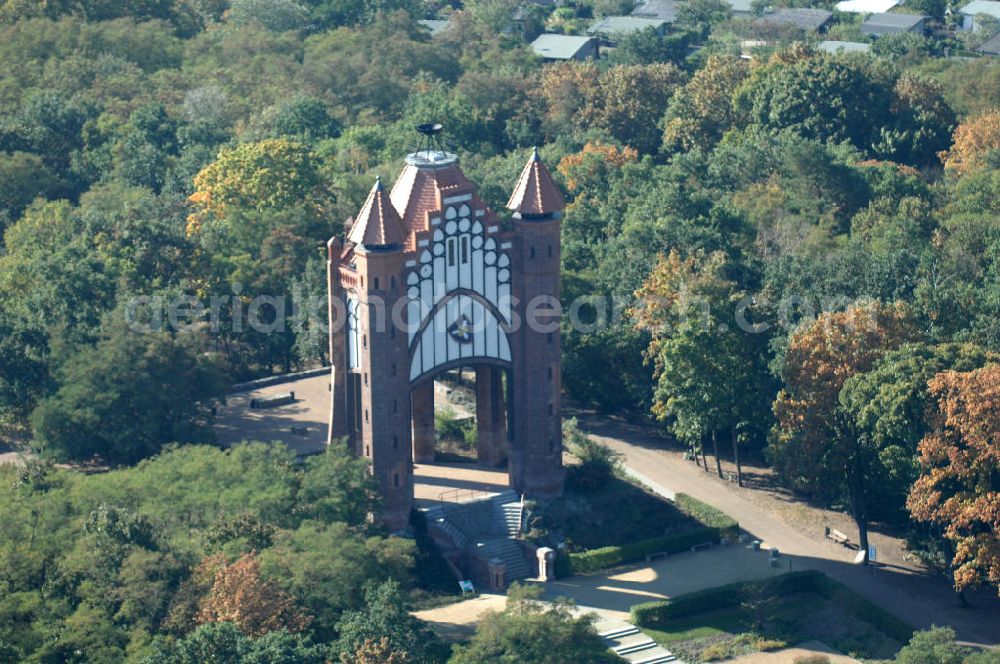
[825,527,851,546]
[690,541,713,553]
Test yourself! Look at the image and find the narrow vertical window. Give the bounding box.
[447,238,456,267]
[461,235,469,264]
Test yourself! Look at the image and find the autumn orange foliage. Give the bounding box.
[939,109,1000,174]
[556,142,638,192]
[342,637,413,664]
[771,301,918,485]
[197,553,310,637]
[908,365,1000,594]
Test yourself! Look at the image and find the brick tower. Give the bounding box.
[507,148,566,497]
[328,133,565,530]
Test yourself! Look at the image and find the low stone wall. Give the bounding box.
[228,367,330,394]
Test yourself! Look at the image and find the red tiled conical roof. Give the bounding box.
[507,148,565,216]
[348,177,408,247]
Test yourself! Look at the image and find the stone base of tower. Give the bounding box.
[508,447,564,500]
[476,366,507,467]
[412,382,436,463]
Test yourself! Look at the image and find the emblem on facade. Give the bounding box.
[448,314,474,344]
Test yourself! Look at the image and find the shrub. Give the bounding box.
[756,638,786,652]
[702,642,731,661]
[435,408,475,446]
[793,654,831,664]
[564,418,622,491]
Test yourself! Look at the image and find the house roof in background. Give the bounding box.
[861,12,926,31]
[959,0,1000,16]
[727,0,756,13]
[978,31,1000,52]
[756,7,834,30]
[817,39,873,52]
[631,0,682,21]
[530,34,596,59]
[587,15,668,35]
[835,0,899,13]
[417,19,451,37]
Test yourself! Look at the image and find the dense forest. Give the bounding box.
[1,0,1000,660]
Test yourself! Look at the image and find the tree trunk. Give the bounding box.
[943,539,969,607]
[855,514,870,560]
[844,446,871,560]
[712,430,723,478]
[700,438,709,472]
[732,427,743,487]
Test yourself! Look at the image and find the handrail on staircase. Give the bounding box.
[438,487,490,504]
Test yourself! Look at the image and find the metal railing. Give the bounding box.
[438,487,495,504]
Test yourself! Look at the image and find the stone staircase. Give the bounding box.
[475,538,533,580]
[596,618,681,664]
[422,490,532,585]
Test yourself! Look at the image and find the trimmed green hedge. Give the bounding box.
[555,526,725,577]
[630,571,913,644]
[552,492,740,577]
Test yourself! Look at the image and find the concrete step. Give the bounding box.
[614,639,658,656]
[599,625,640,640]
[476,538,532,580]
[633,654,677,664]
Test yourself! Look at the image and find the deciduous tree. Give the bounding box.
[939,110,1000,174]
[771,301,918,552]
[908,365,1000,596]
[197,553,310,637]
[635,250,774,483]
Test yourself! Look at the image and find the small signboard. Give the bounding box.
[868,545,877,563]
[459,580,475,595]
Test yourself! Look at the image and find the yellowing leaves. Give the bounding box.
[940,109,1000,174]
[187,138,326,234]
[908,365,1000,593]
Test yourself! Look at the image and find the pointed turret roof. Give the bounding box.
[507,148,565,216]
[348,177,408,248]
